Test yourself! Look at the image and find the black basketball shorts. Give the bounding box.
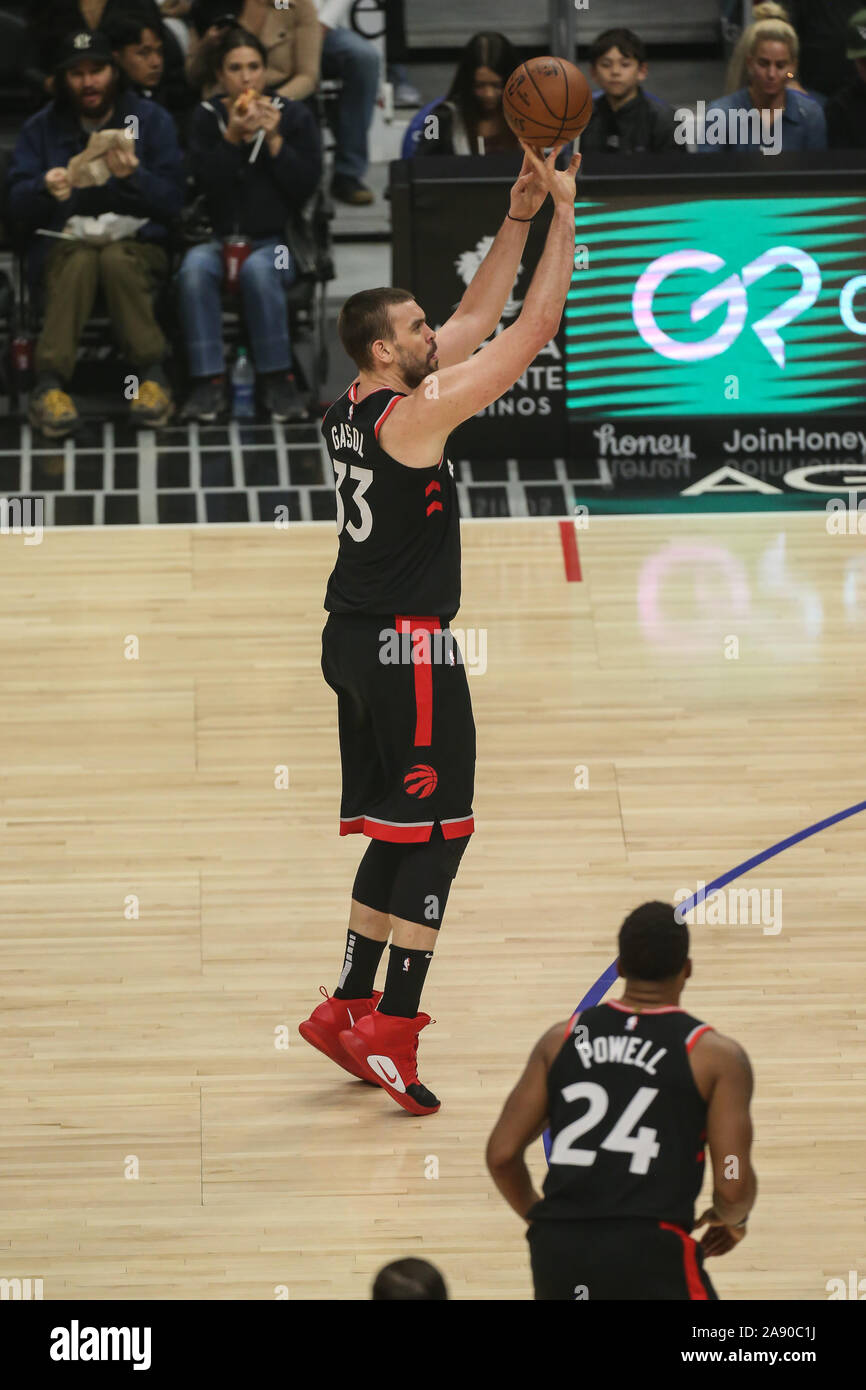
[527,1217,719,1301]
[321,611,476,843]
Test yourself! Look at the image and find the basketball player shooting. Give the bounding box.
[299,142,581,1116]
[485,903,758,1299]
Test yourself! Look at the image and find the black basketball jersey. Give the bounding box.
[536,1001,713,1232]
[322,381,461,621]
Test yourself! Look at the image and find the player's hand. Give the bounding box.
[509,145,561,220]
[693,1206,747,1257]
[518,141,581,209]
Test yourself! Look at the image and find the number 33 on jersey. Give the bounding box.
[323,382,462,624]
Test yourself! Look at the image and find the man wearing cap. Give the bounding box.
[825,8,866,146]
[5,30,185,437]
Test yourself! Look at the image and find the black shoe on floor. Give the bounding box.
[181,377,226,422]
[262,372,307,422]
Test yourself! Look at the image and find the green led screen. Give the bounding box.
[566,194,866,416]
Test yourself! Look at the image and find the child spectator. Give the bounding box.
[176,26,321,422]
[5,29,185,437]
[701,4,827,150]
[415,32,520,157]
[186,0,320,102]
[826,7,866,144]
[580,28,677,155]
[316,1,381,205]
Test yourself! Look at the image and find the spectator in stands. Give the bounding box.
[372,1259,448,1300]
[30,0,186,100]
[701,6,827,150]
[826,6,866,144]
[415,32,520,157]
[383,0,420,108]
[104,10,196,127]
[581,27,677,154]
[156,1,194,57]
[784,0,861,97]
[176,26,321,422]
[5,29,185,437]
[186,0,320,102]
[726,3,812,97]
[316,2,381,204]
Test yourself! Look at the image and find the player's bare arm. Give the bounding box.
[691,1031,757,1253]
[433,147,571,368]
[379,144,581,469]
[486,1020,570,1220]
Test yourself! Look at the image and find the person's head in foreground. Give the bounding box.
[372,1258,448,1300]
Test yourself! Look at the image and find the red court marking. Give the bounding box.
[559,519,582,582]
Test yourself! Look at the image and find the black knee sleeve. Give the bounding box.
[388,827,470,929]
[352,837,405,915]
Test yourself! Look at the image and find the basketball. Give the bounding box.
[502,56,593,146]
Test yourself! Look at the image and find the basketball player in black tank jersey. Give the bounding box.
[487,902,757,1298]
[299,141,582,1115]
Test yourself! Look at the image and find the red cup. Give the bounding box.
[11,333,34,376]
[222,236,253,293]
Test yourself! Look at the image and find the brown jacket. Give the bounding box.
[186,0,322,101]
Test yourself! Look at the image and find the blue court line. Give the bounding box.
[542,795,866,1160]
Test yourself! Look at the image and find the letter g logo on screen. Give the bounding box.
[632,246,822,368]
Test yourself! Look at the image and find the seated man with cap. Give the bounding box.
[5,29,185,437]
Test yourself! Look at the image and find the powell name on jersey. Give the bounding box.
[534,1001,713,1233]
[323,382,461,622]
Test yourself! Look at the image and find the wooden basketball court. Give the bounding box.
[1,512,864,1300]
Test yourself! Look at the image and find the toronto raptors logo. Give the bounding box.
[403,764,438,798]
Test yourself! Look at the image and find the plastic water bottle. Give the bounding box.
[231,347,255,419]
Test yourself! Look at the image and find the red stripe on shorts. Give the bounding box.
[658,1222,708,1300]
[394,615,441,747]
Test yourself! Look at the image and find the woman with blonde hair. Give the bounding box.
[701,0,827,150]
[725,2,805,92]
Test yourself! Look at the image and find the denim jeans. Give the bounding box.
[321,26,380,182]
[175,238,296,378]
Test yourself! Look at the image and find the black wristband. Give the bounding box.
[507,211,534,222]
[733,1215,748,1228]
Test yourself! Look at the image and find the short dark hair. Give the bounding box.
[588,27,647,67]
[372,1258,448,1300]
[103,10,164,51]
[618,901,688,982]
[216,25,268,72]
[337,287,416,371]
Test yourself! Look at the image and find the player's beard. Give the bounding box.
[394,344,435,391]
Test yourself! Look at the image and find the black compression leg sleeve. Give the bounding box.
[388,825,471,928]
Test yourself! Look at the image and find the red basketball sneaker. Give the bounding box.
[339,1011,440,1115]
[298,987,382,1081]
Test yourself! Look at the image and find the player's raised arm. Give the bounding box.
[433,147,565,369]
[379,144,580,469]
